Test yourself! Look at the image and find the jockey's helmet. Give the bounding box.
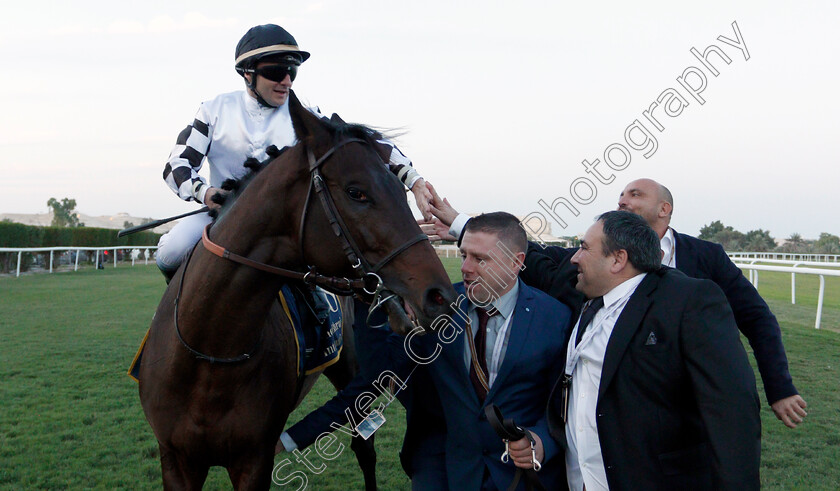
[234,24,310,75]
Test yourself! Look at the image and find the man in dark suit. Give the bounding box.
[276,301,448,490]
[279,212,572,490]
[422,178,807,428]
[614,178,806,427]
[400,212,571,489]
[512,211,761,490]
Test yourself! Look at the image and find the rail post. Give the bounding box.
[815,275,825,329]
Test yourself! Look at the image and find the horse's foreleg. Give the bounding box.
[350,433,378,491]
[227,448,275,491]
[159,445,209,491]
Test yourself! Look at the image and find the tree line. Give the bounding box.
[29,197,840,255]
[698,220,840,254]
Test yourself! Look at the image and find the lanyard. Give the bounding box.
[383,363,418,410]
[465,309,513,390]
[563,300,623,376]
[355,363,419,440]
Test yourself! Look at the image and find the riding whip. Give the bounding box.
[117,207,209,237]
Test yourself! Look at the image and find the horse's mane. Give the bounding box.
[209,115,385,221]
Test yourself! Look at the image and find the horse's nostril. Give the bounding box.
[431,289,445,305]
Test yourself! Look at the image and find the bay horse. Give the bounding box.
[138,90,456,490]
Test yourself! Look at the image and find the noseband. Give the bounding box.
[174,137,428,363]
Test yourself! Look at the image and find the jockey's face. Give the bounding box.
[247,61,294,107]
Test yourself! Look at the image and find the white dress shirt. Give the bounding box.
[449,213,471,241]
[661,227,676,267]
[564,273,647,491]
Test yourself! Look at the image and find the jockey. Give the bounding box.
[156,23,433,280]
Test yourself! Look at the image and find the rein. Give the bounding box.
[173,245,262,363]
[175,137,428,362]
[484,404,546,491]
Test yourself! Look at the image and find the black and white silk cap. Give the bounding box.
[234,24,310,72]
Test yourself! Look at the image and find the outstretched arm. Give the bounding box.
[418,181,466,241]
[706,241,804,423]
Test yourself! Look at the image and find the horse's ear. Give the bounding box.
[288,90,330,146]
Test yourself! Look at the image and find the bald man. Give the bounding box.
[611,179,806,427]
[423,179,807,428]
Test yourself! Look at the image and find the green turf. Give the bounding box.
[0,261,838,489]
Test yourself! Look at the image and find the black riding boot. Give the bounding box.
[158,265,178,284]
[308,287,331,326]
[291,285,331,326]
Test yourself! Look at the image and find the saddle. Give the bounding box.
[280,284,344,376]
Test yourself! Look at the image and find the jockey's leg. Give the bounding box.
[155,212,213,283]
[310,287,331,325]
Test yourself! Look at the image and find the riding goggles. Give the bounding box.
[248,64,298,82]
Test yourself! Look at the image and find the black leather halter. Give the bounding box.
[175,137,428,363]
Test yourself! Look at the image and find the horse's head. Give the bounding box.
[274,91,455,335]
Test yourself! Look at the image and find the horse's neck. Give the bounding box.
[174,213,300,356]
[173,156,310,354]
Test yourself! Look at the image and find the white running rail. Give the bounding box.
[0,246,157,277]
[732,262,840,329]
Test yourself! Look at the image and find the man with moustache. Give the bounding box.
[525,211,761,490]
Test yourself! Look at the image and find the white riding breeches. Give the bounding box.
[155,212,213,272]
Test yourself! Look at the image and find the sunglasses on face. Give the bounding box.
[251,64,298,82]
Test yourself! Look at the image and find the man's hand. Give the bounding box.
[203,187,230,211]
[411,178,434,221]
[771,394,808,428]
[508,433,544,470]
[418,218,457,242]
[426,182,459,227]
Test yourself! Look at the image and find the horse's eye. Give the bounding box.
[347,187,369,202]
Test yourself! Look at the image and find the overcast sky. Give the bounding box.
[1,0,837,238]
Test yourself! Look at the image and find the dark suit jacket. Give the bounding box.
[521,229,797,404]
[546,268,761,490]
[403,280,572,490]
[285,302,447,487]
[673,230,796,402]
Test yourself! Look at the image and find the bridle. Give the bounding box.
[173,137,428,363]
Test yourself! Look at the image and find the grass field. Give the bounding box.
[0,260,838,490]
